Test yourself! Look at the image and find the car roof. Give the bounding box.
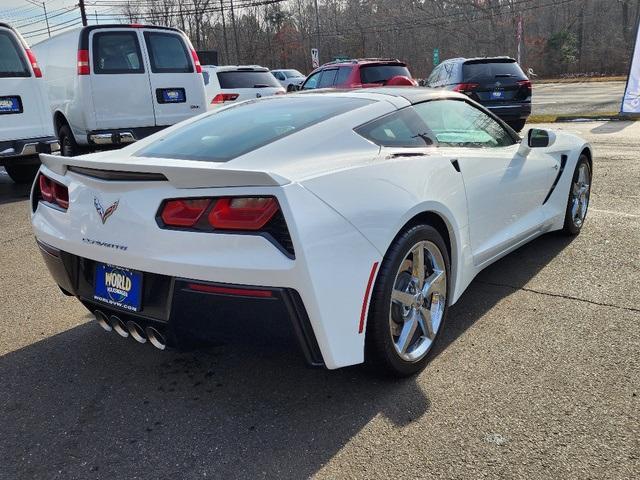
[319,58,406,68]
[442,56,516,64]
[301,86,466,104]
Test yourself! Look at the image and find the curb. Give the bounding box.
[528,113,640,123]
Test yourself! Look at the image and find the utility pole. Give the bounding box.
[314,0,321,63]
[42,2,50,37]
[229,0,240,64]
[219,0,230,64]
[79,0,88,26]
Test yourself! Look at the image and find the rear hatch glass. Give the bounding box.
[359,64,411,84]
[144,31,192,73]
[463,60,528,102]
[217,70,281,89]
[136,96,373,162]
[0,31,29,78]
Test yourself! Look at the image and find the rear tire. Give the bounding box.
[507,119,526,132]
[562,155,591,235]
[59,125,80,157]
[365,224,450,377]
[4,163,40,184]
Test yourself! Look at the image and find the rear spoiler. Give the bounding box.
[39,154,290,189]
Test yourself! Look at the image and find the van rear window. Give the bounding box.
[0,31,29,78]
[93,31,144,74]
[144,32,193,73]
[217,71,281,89]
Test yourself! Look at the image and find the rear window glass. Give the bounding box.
[93,31,144,74]
[360,64,411,84]
[217,70,281,89]
[144,31,192,73]
[463,61,526,82]
[136,96,373,162]
[0,31,29,78]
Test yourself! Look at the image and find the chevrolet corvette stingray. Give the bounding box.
[31,88,592,376]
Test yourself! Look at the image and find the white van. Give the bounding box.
[0,23,59,183]
[201,65,285,109]
[33,24,207,156]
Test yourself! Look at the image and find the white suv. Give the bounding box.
[32,24,207,156]
[0,23,58,183]
[201,65,285,109]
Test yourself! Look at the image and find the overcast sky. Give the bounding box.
[1,0,124,45]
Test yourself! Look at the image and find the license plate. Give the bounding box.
[158,88,186,103]
[0,96,22,114]
[93,264,143,312]
[491,90,504,99]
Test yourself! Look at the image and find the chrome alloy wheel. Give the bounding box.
[389,241,447,362]
[571,162,591,228]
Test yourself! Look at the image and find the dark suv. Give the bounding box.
[426,57,531,131]
[301,58,417,90]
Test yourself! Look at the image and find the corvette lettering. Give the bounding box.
[82,237,128,251]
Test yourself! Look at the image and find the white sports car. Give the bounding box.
[31,88,592,376]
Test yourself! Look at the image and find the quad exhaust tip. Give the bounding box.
[127,321,147,344]
[110,315,129,338]
[95,310,112,332]
[146,326,166,350]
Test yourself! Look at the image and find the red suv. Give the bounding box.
[300,59,417,90]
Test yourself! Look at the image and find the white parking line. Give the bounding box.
[590,208,639,218]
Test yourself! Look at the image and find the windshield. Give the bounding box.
[283,70,303,78]
[0,31,29,78]
[217,70,281,89]
[137,96,373,162]
[360,64,411,84]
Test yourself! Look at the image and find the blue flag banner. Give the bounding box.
[622,20,640,114]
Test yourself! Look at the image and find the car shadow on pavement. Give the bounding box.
[0,168,31,205]
[0,232,575,480]
[590,120,635,135]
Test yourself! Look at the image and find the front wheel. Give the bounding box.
[365,224,450,377]
[562,155,591,235]
[4,163,40,184]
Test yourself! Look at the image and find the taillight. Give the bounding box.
[157,196,293,256]
[77,49,90,75]
[211,93,239,104]
[517,79,532,91]
[25,49,42,78]
[37,174,69,211]
[160,199,210,227]
[453,82,479,94]
[208,197,279,230]
[190,49,202,73]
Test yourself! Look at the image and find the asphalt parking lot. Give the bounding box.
[532,81,627,116]
[0,120,638,479]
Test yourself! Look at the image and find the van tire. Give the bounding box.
[59,125,80,157]
[4,163,40,184]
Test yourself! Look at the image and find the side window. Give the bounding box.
[302,70,322,89]
[273,71,284,80]
[335,66,351,85]
[0,31,29,77]
[143,32,192,73]
[413,99,515,148]
[442,63,453,85]
[93,31,144,74]
[355,108,435,148]
[318,68,338,87]
[202,71,210,85]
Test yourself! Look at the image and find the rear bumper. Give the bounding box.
[486,102,532,121]
[87,126,168,146]
[36,240,324,367]
[0,136,59,163]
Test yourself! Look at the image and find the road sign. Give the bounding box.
[433,48,440,66]
[311,48,319,69]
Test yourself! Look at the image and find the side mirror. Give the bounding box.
[527,128,556,148]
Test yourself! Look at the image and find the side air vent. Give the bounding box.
[68,166,168,182]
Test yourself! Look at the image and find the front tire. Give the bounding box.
[4,163,40,184]
[562,155,591,235]
[365,224,450,377]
